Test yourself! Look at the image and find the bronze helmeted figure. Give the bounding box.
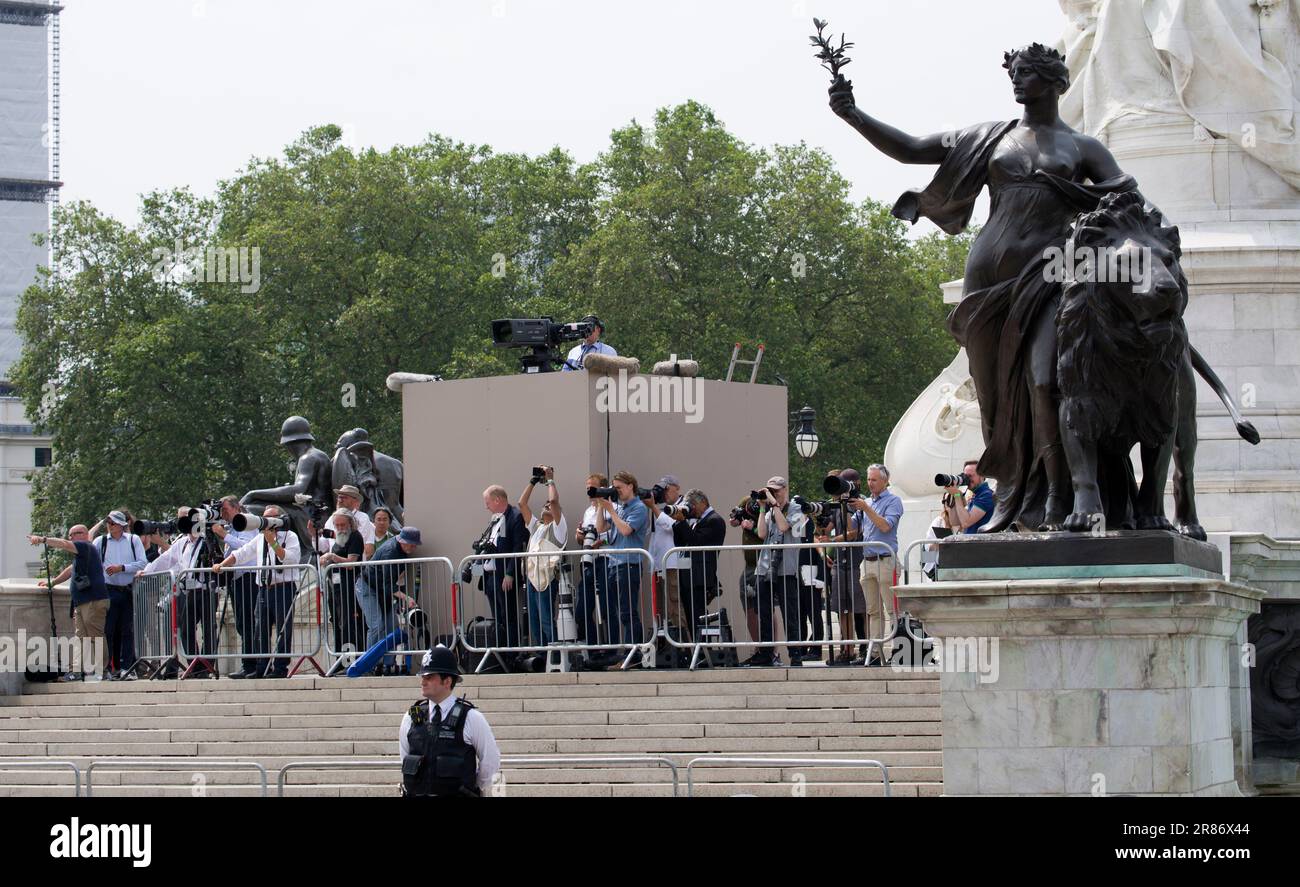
[331,427,404,525]
[242,416,335,549]
[820,29,1257,535]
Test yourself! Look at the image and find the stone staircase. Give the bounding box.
[0,668,943,797]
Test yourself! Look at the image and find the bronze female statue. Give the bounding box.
[829,44,1139,532]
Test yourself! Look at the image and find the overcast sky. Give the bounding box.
[60,0,1068,231]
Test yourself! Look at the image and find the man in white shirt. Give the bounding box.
[212,495,261,678]
[141,507,220,675]
[561,315,617,371]
[398,646,501,797]
[333,485,375,559]
[646,475,688,633]
[214,506,302,678]
[97,511,148,678]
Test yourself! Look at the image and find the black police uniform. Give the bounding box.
[401,697,481,797]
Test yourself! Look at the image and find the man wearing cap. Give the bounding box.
[94,511,148,678]
[399,646,501,797]
[750,476,809,667]
[561,315,617,371]
[356,526,423,674]
[29,526,109,681]
[333,484,376,560]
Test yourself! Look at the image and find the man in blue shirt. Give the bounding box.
[594,470,650,649]
[944,459,994,534]
[561,315,618,371]
[848,464,905,665]
[30,526,109,681]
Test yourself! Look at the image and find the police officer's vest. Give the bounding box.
[402,697,480,797]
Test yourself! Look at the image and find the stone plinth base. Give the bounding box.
[897,576,1263,796]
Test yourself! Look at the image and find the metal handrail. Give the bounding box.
[900,537,948,585]
[0,761,82,796]
[275,754,681,797]
[685,755,891,797]
[85,760,268,797]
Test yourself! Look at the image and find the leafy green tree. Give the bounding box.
[15,108,969,529]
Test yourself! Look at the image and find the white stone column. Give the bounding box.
[898,576,1263,796]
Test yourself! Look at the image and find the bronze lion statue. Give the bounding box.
[1056,190,1259,538]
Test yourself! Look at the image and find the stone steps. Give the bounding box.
[2,668,944,796]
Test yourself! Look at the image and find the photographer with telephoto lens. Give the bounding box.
[211,496,260,678]
[593,471,650,657]
[847,464,905,665]
[574,474,610,647]
[213,505,301,678]
[729,495,764,649]
[941,459,994,535]
[518,465,566,647]
[749,476,808,667]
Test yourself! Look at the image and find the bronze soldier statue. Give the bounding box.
[242,416,334,550]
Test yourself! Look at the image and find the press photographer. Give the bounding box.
[479,484,528,650]
[750,476,808,667]
[729,495,764,650]
[212,496,260,678]
[140,504,225,676]
[939,459,994,534]
[848,464,905,665]
[213,505,301,679]
[574,473,610,645]
[645,475,687,634]
[95,511,147,679]
[668,489,726,640]
[518,465,566,647]
[814,469,867,663]
[319,508,366,663]
[592,471,650,652]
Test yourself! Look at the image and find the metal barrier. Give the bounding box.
[0,761,82,796]
[275,755,681,797]
[85,760,269,797]
[318,556,456,676]
[658,540,901,668]
[455,548,656,672]
[175,562,323,678]
[131,571,178,677]
[685,756,891,797]
[900,537,949,585]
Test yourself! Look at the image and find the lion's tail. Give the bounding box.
[1190,345,1260,445]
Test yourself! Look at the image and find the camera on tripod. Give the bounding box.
[793,495,827,518]
[133,518,179,537]
[823,474,864,500]
[175,501,223,535]
[232,512,292,532]
[491,316,594,374]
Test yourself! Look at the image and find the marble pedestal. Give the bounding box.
[897,576,1263,796]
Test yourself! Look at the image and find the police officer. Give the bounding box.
[398,646,501,797]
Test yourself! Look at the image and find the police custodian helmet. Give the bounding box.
[419,646,461,680]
